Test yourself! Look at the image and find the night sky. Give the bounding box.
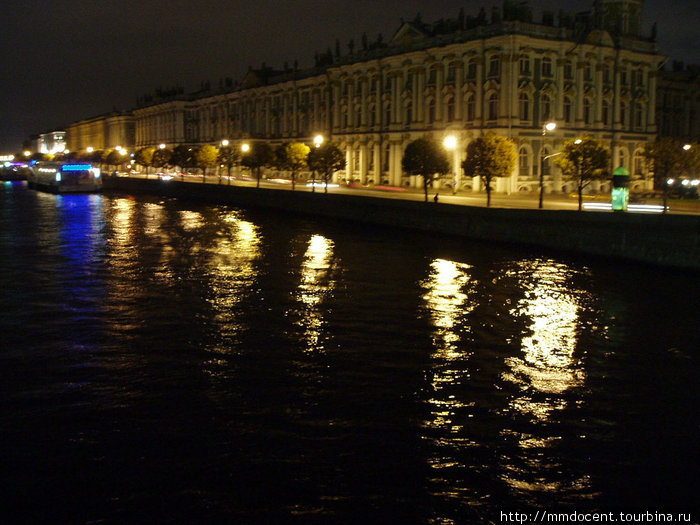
[1,0,697,153]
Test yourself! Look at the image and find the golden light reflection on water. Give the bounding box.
[295,234,337,352]
[421,258,476,449]
[499,260,592,498]
[503,261,586,415]
[204,211,261,353]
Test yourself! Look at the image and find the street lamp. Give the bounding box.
[539,121,557,209]
[220,140,230,184]
[313,134,324,148]
[443,135,458,194]
[238,142,250,179]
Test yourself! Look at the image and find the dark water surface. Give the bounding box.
[0,181,697,524]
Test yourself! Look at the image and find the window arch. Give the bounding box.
[382,143,391,172]
[519,147,530,175]
[602,100,611,126]
[465,93,475,121]
[620,101,627,128]
[519,92,530,121]
[445,97,455,122]
[634,102,644,129]
[405,100,413,126]
[542,57,553,77]
[583,98,592,125]
[427,99,436,124]
[488,92,498,121]
[564,96,573,123]
[488,55,500,77]
[633,149,645,175]
[540,93,552,121]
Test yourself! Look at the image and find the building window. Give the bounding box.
[519,92,530,121]
[445,97,455,122]
[488,93,498,121]
[542,57,553,77]
[427,99,436,124]
[634,102,643,129]
[564,96,573,123]
[428,67,437,86]
[584,65,592,82]
[634,151,644,175]
[519,56,530,76]
[385,102,391,126]
[447,65,456,83]
[603,65,611,84]
[519,147,529,174]
[602,100,611,126]
[619,148,627,169]
[383,143,390,171]
[584,98,592,125]
[564,60,573,80]
[465,94,475,121]
[620,101,627,127]
[466,60,477,80]
[488,55,500,77]
[405,101,412,126]
[620,70,628,86]
[541,94,552,122]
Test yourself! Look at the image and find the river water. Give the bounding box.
[0,181,697,524]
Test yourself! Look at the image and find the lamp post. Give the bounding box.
[238,142,250,180]
[443,135,458,194]
[539,122,557,209]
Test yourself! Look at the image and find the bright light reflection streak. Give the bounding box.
[583,203,665,213]
[421,258,476,478]
[297,234,336,352]
[206,213,261,353]
[500,261,590,495]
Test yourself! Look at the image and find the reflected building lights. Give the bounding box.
[499,260,591,497]
[296,234,337,352]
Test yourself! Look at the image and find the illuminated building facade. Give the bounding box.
[77,0,673,194]
[66,111,134,153]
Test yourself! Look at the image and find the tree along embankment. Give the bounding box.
[104,177,700,270]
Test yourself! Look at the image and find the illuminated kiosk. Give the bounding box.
[611,166,630,212]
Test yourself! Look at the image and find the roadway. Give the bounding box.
[122,172,700,215]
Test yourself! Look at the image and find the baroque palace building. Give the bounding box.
[72,0,675,194]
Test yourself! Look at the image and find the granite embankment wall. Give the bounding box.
[104,177,700,270]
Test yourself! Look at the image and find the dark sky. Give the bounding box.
[1,0,697,153]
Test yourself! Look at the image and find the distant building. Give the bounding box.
[72,0,671,194]
[37,131,67,155]
[656,63,700,142]
[66,111,134,153]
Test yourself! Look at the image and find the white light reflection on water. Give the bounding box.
[499,260,593,499]
[295,234,337,353]
[421,258,478,516]
[204,212,261,353]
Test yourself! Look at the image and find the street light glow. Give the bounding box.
[159,143,166,149]
[443,135,457,150]
[221,139,229,147]
[683,144,691,151]
[313,134,324,148]
[574,139,582,145]
[545,122,557,132]
[241,143,250,153]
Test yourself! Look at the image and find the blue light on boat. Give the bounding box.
[62,164,92,171]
